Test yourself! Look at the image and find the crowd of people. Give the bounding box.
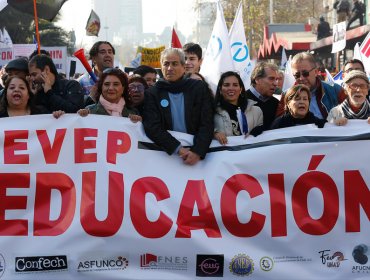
[0,40,369,166]
[317,0,366,40]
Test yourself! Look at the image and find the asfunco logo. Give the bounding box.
[77,256,128,272]
[15,255,68,273]
[352,244,370,274]
[0,254,5,278]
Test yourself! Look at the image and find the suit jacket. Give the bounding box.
[143,77,214,158]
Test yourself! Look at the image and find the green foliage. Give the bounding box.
[197,0,325,57]
[0,5,74,55]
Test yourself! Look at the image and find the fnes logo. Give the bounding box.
[140,253,187,270]
[0,254,5,278]
[15,255,68,272]
[196,254,224,277]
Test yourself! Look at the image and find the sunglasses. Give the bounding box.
[293,67,315,79]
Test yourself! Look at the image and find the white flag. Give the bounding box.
[200,1,234,93]
[280,48,287,69]
[0,0,7,12]
[0,27,13,48]
[325,69,335,86]
[354,42,370,77]
[282,55,295,92]
[332,21,346,53]
[130,53,142,68]
[228,1,252,90]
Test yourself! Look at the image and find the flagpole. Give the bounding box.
[32,0,41,54]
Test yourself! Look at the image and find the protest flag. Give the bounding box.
[359,31,370,58]
[325,69,335,86]
[228,1,252,89]
[280,48,287,69]
[0,0,7,12]
[333,70,343,85]
[200,1,234,93]
[354,41,370,77]
[0,27,12,47]
[130,53,142,68]
[171,27,182,48]
[282,55,295,92]
[86,9,101,36]
[7,0,68,21]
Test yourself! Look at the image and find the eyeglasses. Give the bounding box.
[347,83,369,90]
[293,68,315,79]
[128,84,145,92]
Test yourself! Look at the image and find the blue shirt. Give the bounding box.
[168,92,187,133]
[309,89,324,119]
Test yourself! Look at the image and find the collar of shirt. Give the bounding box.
[250,86,271,102]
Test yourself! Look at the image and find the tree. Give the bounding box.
[194,0,325,58]
[0,5,73,55]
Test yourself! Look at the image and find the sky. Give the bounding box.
[58,0,198,46]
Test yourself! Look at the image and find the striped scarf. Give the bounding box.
[340,98,370,119]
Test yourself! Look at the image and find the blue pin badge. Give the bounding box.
[160,99,169,108]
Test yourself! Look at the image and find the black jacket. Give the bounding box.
[34,78,84,113]
[143,77,214,158]
[270,111,327,129]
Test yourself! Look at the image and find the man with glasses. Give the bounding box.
[342,59,370,100]
[277,52,345,119]
[143,48,214,165]
[78,41,116,96]
[245,62,280,129]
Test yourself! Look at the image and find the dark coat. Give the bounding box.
[271,111,327,129]
[143,77,214,158]
[34,78,84,113]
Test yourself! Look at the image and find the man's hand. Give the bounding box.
[41,71,53,93]
[178,147,200,165]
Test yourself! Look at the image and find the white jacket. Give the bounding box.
[214,100,263,136]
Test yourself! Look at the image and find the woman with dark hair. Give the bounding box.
[78,68,141,122]
[271,84,326,129]
[0,75,46,117]
[127,74,148,115]
[214,71,263,145]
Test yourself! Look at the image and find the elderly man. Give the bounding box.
[276,52,345,119]
[245,62,280,130]
[143,48,214,165]
[78,41,115,96]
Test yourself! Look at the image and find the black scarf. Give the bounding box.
[340,98,370,120]
[155,76,195,93]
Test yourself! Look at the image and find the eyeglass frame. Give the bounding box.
[347,82,369,90]
[128,83,145,92]
[293,67,316,79]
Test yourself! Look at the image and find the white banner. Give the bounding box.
[0,45,67,73]
[332,21,346,53]
[0,115,369,280]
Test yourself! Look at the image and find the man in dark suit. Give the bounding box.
[245,62,280,130]
[143,48,214,165]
